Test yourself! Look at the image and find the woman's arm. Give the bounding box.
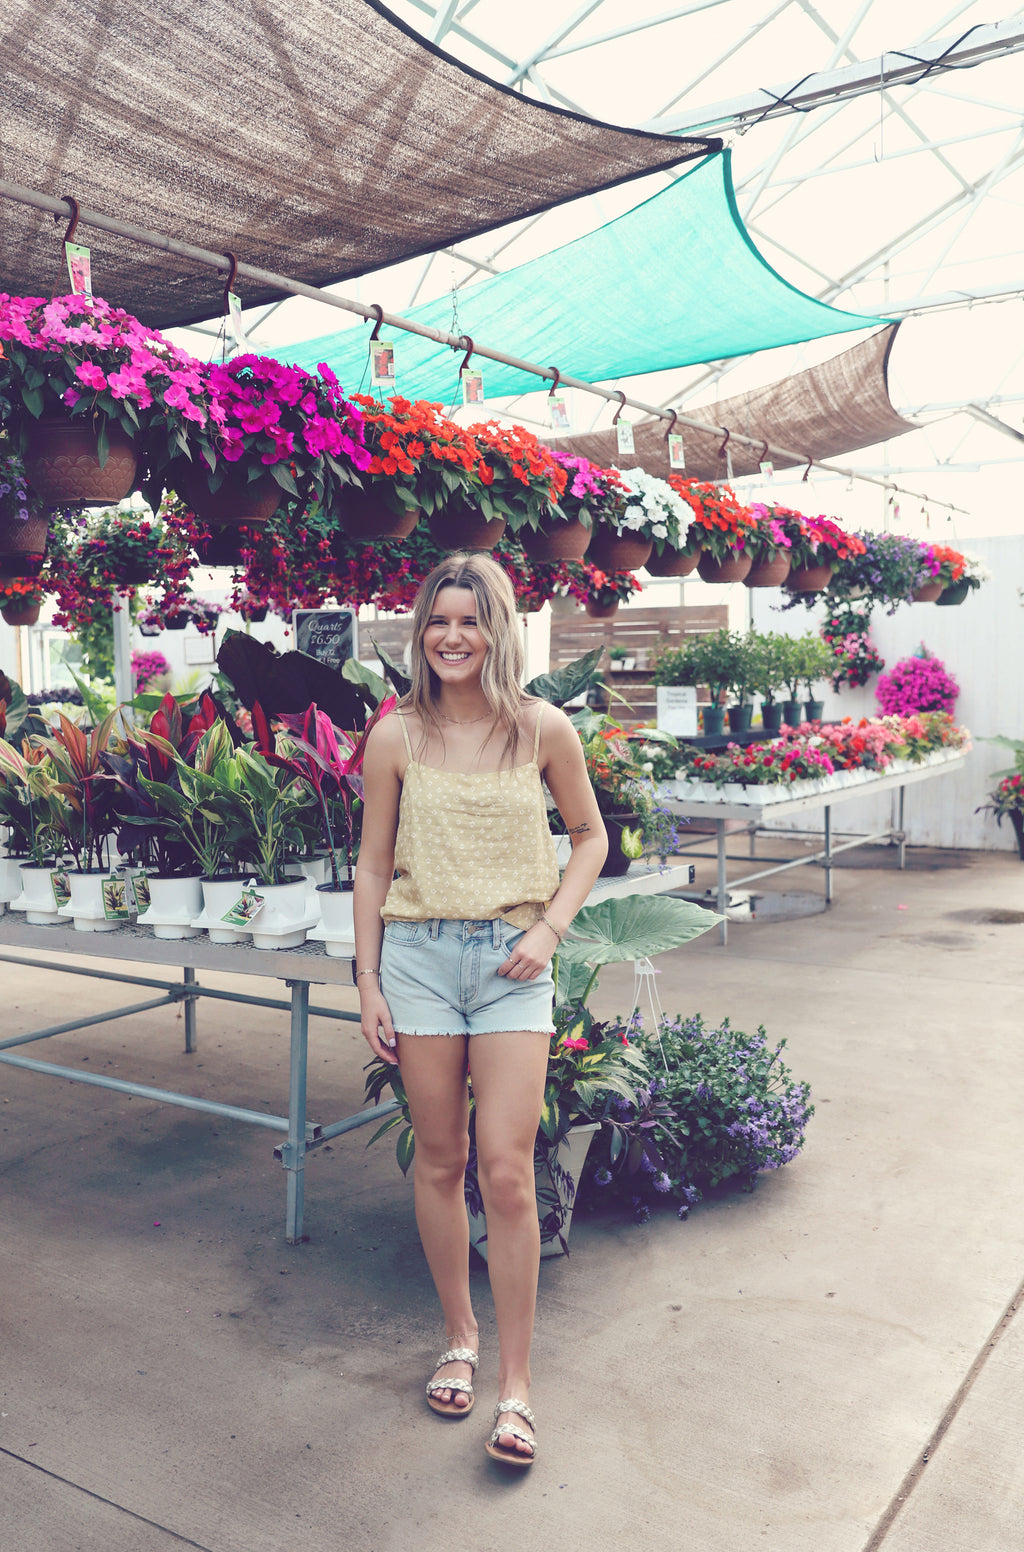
[498,705,607,981]
[353,715,404,1065]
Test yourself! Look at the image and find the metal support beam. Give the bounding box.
[644,19,1024,135]
[962,404,1024,445]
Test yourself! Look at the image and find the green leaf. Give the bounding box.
[342,656,391,706]
[525,647,604,707]
[268,462,300,495]
[557,895,721,967]
[95,418,110,469]
[369,636,411,698]
[20,385,44,419]
[553,957,593,1008]
[395,1126,416,1176]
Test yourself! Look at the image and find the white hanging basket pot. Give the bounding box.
[465,1121,601,1262]
[249,879,319,951]
[8,863,65,925]
[137,875,204,940]
[306,880,355,956]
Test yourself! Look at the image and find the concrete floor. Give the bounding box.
[1,841,1022,1552]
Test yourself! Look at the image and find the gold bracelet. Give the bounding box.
[539,914,563,944]
[356,967,380,978]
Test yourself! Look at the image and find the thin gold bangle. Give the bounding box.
[356,967,380,978]
[539,915,563,944]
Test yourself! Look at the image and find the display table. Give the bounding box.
[0,864,692,1241]
[663,750,969,944]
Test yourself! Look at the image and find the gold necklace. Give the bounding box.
[439,709,493,726]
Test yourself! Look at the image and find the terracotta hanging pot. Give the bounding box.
[178,465,281,529]
[338,484,420,542]
[427,500,506,551]
[584,594,619,619]
[913,580,944,603]
[697,550,753,584]
[0,509,50,578]
[519,514,592,563]
[644,545,700,578]
[786,561,833,593]
[586,523,652,572]
[1,600,41,627]
[22,415,137,506]
[744,553,792,588]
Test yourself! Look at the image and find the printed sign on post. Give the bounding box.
[293,607,358,672]
[656,685,698,737]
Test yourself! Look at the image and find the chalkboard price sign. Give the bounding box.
[293,608,358,671]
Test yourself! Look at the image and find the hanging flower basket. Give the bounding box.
[177,464,281,530]
[697,550,752,584]
[338,483,420,542]
[0,510,50,577]
[519,514,592,563]
[1,600,40,627]
[23,415,137,506]
[744,554,791,588]
[913,580,944,603]
[586,523,653,573]
[427,500,506,551]
[584,594,618,619]
[936,577,971,607]
[786,561,833,593]
[644,545,700,577]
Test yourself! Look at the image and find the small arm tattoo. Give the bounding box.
[567,822,591,835]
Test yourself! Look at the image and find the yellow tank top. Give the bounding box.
[381,705,561,929]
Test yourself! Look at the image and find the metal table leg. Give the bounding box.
[183,966,198,1053]
[897,786,907,869]
[824,805,833,905]
[716,818,728,946]
[284,980,310,1245]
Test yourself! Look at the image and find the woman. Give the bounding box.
[354,552,607,1468]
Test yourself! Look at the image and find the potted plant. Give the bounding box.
[31,709,127,931]
[650,629,737,737]
[669,478,756,584]
[725,631,757,732]
[747,632,789,733]
[0,441,51,577]
[574,466,653,572]
[876,647,959,717]
[0,292,211,507]
[461,417,568,552]
[0,576,45,627]
[777,635,807,726]
[938,549,988,606]
[977,737,1024,860]
[742,503,793,588]
[605,465,692,576]
[0,736,74,923]
[521,452,599,561]
[561,562,642,619]
[797,635,835,720]
[781,512,865,594]
[915,544,966,603]
[821,605,886,692]
[827,531,926,614]
[570,710,662,876]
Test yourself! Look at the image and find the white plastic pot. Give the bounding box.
[137,875,204,940]
[249,879,318,951]
[191,876,255,945]
[59,871,123,933]
[0,855,25,912]
[306,882,355,956]
[8,864,65,925]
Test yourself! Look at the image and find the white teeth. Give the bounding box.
[440,652,469,661]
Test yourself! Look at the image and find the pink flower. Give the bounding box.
[76,360,107,390]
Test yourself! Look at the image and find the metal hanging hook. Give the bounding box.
[367,304,384,343]
[802,455,813,482]
[221,250,239,314]
[547,367,561,396]
[612,390,627,424]
[757,440,769,465]
[717,427,731,460]
[663,409,678,442]
[56,194,81,245]
[457,335,475,375]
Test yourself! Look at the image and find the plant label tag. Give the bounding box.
[759,460,774,480]
[668,433,686,469]
[370,338,396,387]
[65,242,93,298]
[549,393,570,430]
[227,290,249,350]
[102,876,131,922]
[131,874,151,912]
[461,368,484,405]
[49,869,71,908]
[221,887,265,927]
[616,419,635,455]
[656,686,698,737]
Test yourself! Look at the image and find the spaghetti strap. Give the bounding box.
[532,703,544,761]
[396,713,413,758]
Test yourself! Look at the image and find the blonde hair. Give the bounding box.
[404,552,528,764]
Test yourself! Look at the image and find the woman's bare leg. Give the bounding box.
[396,1031,477,1406]
[468,1030,550,1456]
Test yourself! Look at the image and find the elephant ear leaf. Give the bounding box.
[217,629,277,710]
[557,895,721,966]
[525,647,604,707]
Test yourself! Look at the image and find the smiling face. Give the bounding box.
[421,584,489,687]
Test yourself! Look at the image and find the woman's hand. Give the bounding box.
[497,921,557,981]
[360,985,398,1064]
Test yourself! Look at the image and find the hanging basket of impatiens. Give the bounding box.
[517,451,599,562]
[742,504,793,588]
[0,576,44,626]
[670,477,756,581]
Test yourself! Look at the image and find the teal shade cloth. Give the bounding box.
[284,150,887,402]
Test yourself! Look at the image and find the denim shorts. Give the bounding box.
[379,918,555,1038]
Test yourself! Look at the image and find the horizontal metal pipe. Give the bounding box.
[0,995,178,1050]
[0,951,189,993]
[0,1051,293,1130]
[315,1098,400,1143]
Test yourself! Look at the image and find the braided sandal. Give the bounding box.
[484,1398,537,1467]
[425,1339,479,1417]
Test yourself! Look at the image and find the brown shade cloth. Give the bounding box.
[549,325,917,479]
[0,0,716,331]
